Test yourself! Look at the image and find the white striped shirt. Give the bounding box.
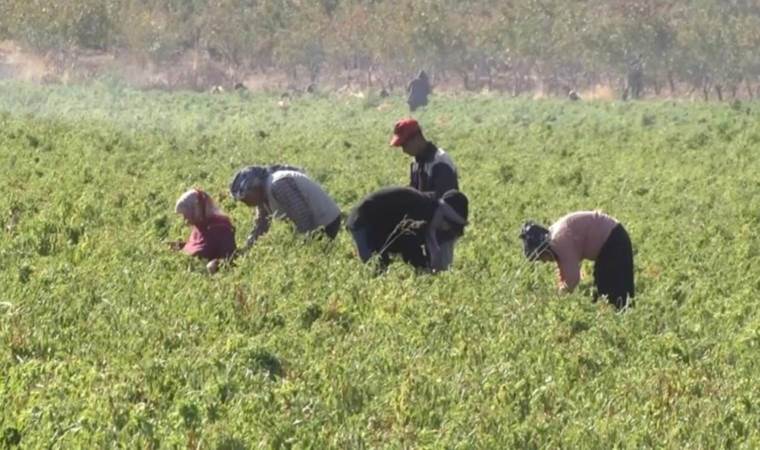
[246,170,341,246]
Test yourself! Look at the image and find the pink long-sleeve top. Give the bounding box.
[182,214,236,261]
[549,211,619,291]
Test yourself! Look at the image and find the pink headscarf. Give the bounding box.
[175,189,236,260]
[175,189,222,224]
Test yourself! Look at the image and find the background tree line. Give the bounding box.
[1,0,759,98]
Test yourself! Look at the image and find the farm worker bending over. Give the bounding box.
[391,118,458,199]
[230,165,342,248]
[519,211,635,309]
[347,187,468,271]
[173,189,236,273]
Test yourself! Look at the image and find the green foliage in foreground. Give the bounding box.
[1,82,760,448]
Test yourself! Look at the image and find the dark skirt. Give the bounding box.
[594,224,635,309]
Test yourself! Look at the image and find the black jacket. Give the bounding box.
[347,187,438,268]
[410,143,459,199]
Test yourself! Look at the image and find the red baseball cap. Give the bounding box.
[390,118,422,146]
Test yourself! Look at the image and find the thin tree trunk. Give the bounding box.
[512,72,519,96]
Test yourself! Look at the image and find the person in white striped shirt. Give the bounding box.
[230,165,342,248]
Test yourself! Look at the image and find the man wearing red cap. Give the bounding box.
[390,118,458,199]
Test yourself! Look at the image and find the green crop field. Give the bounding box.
[1,81,760,448]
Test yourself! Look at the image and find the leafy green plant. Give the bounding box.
[1,81,760,447]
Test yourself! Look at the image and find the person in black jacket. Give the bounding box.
[390,118,458,199]
[347,187,468,271]
[407,70,431,111]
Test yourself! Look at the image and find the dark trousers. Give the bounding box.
[594,224,635,309]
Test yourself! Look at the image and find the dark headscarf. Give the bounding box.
[519,221,551,261]
[230,164,303,200]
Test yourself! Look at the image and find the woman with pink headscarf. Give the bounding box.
[173,189,236,273]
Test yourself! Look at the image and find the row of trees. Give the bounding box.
[1,0,760,97]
